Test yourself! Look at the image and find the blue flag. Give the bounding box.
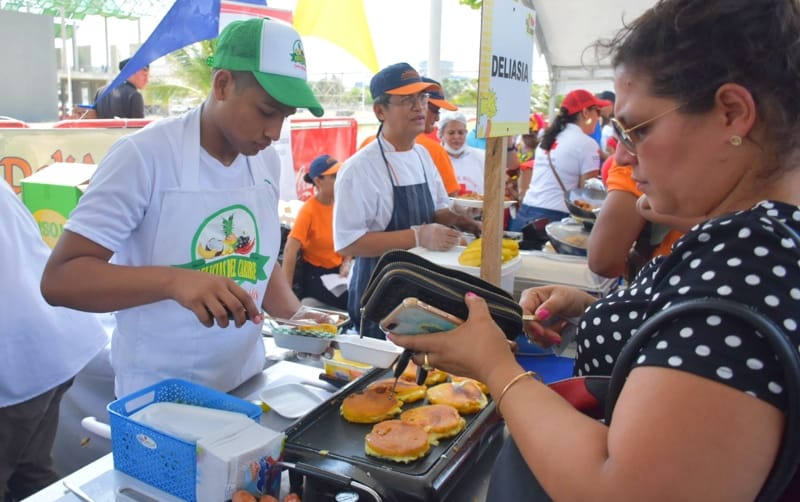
[92,0,223,106]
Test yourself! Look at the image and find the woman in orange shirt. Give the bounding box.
[588,157,687,280]
[283,155,351,310]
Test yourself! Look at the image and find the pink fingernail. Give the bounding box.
[536,308,550,320]
[546,332,563,343]
[466,292,477,298]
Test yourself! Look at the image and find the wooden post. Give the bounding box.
[480,136,507,287]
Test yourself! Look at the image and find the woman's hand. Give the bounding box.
[387,293,517,383]
[519,286,594,347]
[339,258,352,277]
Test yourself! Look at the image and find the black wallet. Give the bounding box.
[360,249,523,339]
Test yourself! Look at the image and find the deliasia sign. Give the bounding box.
[476,0,536,138]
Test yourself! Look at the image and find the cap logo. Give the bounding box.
[290,40,307,67]
[400,69,420,82]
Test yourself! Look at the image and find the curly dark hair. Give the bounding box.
[598,0,800,165]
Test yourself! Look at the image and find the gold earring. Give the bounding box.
[729,135,742,146]
[585,117,593,125]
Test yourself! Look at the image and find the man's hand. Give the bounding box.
[412,223,461,251]
[169,269,262,328]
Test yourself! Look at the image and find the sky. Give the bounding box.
[269,0,550,85]
[73,0,549,87]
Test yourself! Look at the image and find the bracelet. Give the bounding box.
[495,370,541,416]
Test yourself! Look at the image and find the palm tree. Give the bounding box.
[142,39,215,114]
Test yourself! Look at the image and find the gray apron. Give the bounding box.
[347,137,436,338]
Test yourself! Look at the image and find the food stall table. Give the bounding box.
[24,359,334,502]
[26,351,506,501]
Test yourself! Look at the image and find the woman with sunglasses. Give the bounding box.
[508,89,609,232]
[387,0,800,499]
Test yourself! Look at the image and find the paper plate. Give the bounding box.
[259,383,324,419]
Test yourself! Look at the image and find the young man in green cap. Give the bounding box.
[42,18,324,397]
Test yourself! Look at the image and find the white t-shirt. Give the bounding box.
[66,113,282,266]
[601,123,615,152]
[523,123,600,212]
[65,110,282,396]
[451,146,486,194]
[0,181,107,406]
[333,136,450,251]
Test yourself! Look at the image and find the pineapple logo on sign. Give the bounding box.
[176,204,269,285]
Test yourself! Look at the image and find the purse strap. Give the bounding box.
[545,151,569,196]
[604,216,800,501]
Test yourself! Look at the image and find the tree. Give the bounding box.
[530,83,550,114]
[143,39,215,114]
[458,0,482,9]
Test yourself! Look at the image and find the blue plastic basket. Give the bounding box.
[107,378,262,501]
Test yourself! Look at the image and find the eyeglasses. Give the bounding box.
[389,92,430,109]
[610,104,682,154]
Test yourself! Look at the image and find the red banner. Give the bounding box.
[290,118,358,200]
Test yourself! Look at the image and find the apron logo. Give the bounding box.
[176,205,270,285]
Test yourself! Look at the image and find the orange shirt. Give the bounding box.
[288,196,343,269]
[606,161,681,257]
[359,134,460,194]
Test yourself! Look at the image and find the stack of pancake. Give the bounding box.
[339,363,490,463]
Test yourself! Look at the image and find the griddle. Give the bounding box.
[282,367,504,501]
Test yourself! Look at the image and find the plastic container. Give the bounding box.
[408,246,522,294]
[107,379,262,501]
[270,328,335,354]
[335,334,403,368]
[323,350,372,381]
[513,250,618,299]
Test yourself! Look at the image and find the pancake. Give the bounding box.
[426,381,488,415]
[400,404,466,444]
[450,375,489,394]
[340,387,402,423]
[364,419,431,463]
[399,360,448,386]
[366,378,426,403]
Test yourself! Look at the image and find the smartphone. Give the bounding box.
[379,297,464,334]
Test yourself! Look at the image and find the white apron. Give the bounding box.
[112,107,279,397]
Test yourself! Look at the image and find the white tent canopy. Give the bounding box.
[532,0,651,98]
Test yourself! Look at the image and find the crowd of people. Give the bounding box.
[6,0,800,499]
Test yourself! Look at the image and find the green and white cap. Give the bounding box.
[211,17,324,117]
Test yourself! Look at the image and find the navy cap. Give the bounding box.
[595,90,616,103]
[421,77,457,111]
[370,62,435,98]
[308,154,340,179]
[118,57,149,72]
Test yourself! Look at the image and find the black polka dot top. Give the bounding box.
[575,201,800,412]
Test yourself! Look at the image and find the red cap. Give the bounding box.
[561,89,612,115]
